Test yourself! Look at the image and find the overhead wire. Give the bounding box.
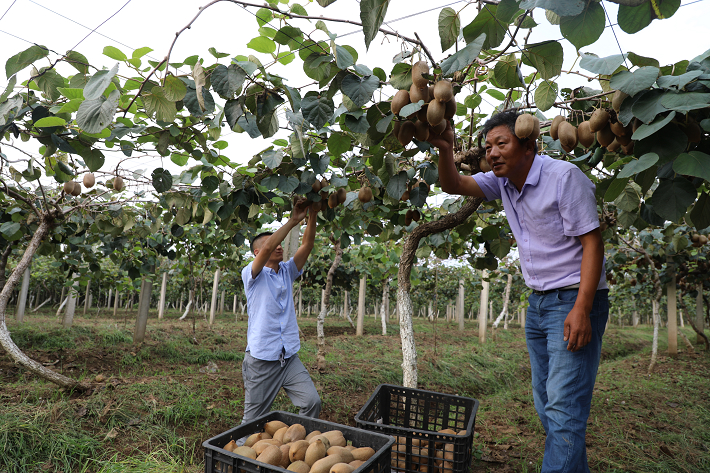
[0,0,18,24]
[67,0,133,54]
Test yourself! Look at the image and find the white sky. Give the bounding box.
[0,0,708,194]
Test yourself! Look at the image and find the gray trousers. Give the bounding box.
[241,351,321,424]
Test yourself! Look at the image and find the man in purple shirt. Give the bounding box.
[430,111,608,473]
[240,199,321,425]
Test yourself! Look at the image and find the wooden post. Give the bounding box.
[107,288,112,309]
[209,268,221,325]
[134,278,153,343]
[158,272,168,319]
[63,274,79,329]
[667,258,678,356]
[521,307,526,328]
[220,289,226,315]
[356,276,366,336]
[113,289,120,316]
[479,270,489,343]
[16,264,31,323]
[457,279,464,331]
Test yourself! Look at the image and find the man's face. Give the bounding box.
[484,125,533,184]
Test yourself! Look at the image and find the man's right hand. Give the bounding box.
[427,121,455,151]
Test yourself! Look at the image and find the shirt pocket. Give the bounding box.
[533,214,564,242]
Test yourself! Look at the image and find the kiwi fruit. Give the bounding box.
[616,133,632,146]
[350,447,376,461]
[430,119,447,135]
[392,120,401,140]
[589,109,610,133]
[358,187,373,203]
[621,141,634,155]
[305,440,327,467]
[305,430,322,442]
[611,90,628,112]
[320,190,328,202]
[515,114,538,139]
[288,461,310,473]
[310,455,344,473]
[428,85,435,103]
[444,99,456,119]
[632,118,641,133]
[223,440,237,452]
[83,173,95,188]
[278,444,291,468]
[234,446,257,459]
[113,175,124,192]
[400,190,410,201]
[311,180,323,193]
[311,200,324,212]
[336,188,347,204]
[414,120,430,141]
[479,157,491,173]
[558,121,578,152]
[272,426,289,443]
[245,433,264,448]
[327,447,354,463]
[427,100,446,126]
[577,121,595,148]
[416,105,428,122]
[607,139,621,153]
[70,181,81,196]
[256,445,283,466]
[550,115,565,140]
[391,90,411,116]
[597,123,615,148]
[63,182,74,194]
[405,210,413,226]
[610,120,627,137]
[349,460,366,469]
[411,210,421,222]
[284,424,307,443]
[289,440,310,462]
[433,80,453,103]
[331,463,356,473]
[328,193,339,208]
[409,84,428,104]
[398,120,416,146]
[411,61,429,88]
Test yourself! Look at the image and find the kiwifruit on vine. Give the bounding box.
[390,90,410,116]
[514,114,540,141]
[336,188,347,204]
[63,181,74,195]
[71,181,82,196]
[411,61,429,88]
[83,173,95,188]
[479,157,491,173]
[691,233,708,247]
[398,121,416,146]
[558,121,578,152]
[550,115,565,141]
[113,175,124,191]
[596,123,615,148]
[577,121,595,149]
[328,193,339,209]
[611,90,628,112]
[588,109,610,133]
[358,187,373,204]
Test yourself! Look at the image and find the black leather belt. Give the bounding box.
[531,283,580,296]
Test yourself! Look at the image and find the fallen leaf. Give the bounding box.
[105,428,118,440]
[75,406,87,418]
[659,445,674,458]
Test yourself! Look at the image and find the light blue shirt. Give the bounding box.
[242,258,303,361]
[473,154,607,292]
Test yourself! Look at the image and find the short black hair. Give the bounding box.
[481,110,539,154]
[250,232,273,252]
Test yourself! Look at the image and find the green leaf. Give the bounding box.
[651,177,696,222]
[535,80,558,111]
[360,0,390,50]
[301,93,334,129]
[386,171,408,199]
[76,89,120,134]
[493,54,523,89]
[224,99,244,130]
[84,64,119,101]
[519,0,585,17]
[328,132,351,156]
[390,63,413,90]
[497,0,523,23]
[36,68,64,101]
[560,2,605,50]
[440,34,486,76]
[34,116,66,128]
[341,74,379,107]
[618,0,680,34]
[247,36,276,54]
[634,122,687,163]
[376,113,394,133]
[65,50,89,74]
[690,192,710,230]
[631,111,676,141]
[151,168,172,193]
[656,70,702,90]
[0,75,16,103]
[317,0,338,6]
[604,177,629,202]
[630,89,666,124]
[521,41,563,80]
[163,75,187,101]
[171,153,188,166]
[626,52,659,68]
[103,46,127,61]
[438,7,461,53]
[262,150,283,169]
[399,100,424,118]
[617,153,659,179]
[609,67,660,97]
[143,87,177,123]
[579,53,626,76]
[211,64,246,99]
[256,8,273,26]
[57,87,84,100]
[490,238,511,259]
[462,6,506,49]
[274,26,303,46]
[673,151,710,182]
[660,92,710,112]
[0,221,20,237]
[132,47,153,59]
[334,45,355,70]
[6,45,49,78]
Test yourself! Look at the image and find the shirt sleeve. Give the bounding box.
[285,258,304,283]
[242,262,261,291]
[558,167,600,237]
[472,171,502,202]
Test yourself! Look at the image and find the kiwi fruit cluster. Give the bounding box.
[218,420,376,473]
[691,233,708,247]
[549,104,634,154]
[391,428,468,472]
[62,181,82,196]
[390,61,457,147]
[307,179,347,211]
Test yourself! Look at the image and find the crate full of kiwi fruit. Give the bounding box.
[204,411,395,473]
[355,385,479,473]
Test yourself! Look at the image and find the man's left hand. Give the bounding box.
[564,307,592,352]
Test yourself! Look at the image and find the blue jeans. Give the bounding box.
[526,289,609,473]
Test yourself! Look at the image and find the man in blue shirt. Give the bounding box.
[240,199,320,424]
[430,111,608,473]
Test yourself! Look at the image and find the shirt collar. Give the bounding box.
[504,154,543,192]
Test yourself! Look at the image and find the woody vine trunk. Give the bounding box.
[397,196,483,388]
[316,241,342,371]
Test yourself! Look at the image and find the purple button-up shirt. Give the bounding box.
[473,154,607,292]
[242,258,303,361]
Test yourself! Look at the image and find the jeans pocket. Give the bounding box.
[555,289,578,304]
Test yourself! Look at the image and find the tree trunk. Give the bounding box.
[107,288,112,309]
[0,244,13,289]
[521,306,526,328]
[158,272,168,319]
[457,279,464,331]
[479,270,490,342]
[83,278,91,316]
[113,289,120,316]
[317,242,342,371]
[63,274,79,329]
[667,259,678,357]
[0,212,89,390]
[179,290,194,320]
[134,278,153,343]
[494,273,513,329]
[397,195,483,387]
[220,289,225,315]
[16,264,31,323]
[381,279,388,336]
[209,268,221,325]
[356,277,366,336]
[233,294,238,317]
[648,299,661,374]
[343,290,355,329]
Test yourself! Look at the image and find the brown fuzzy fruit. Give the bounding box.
[414,120,430,141]
[409,84,428,104]
[607,139,621,153]
[336,188,347,204]
[83,173,95,188]
[256,445,283,466]
[616,133,632,146]
[550,115,565,140]
[515,114,536,139]
[444,99,456,119]
[391,90,411,116]
[311,180,322,193]
[392,120,401,140]
[411,210,421,222]
[411,61,429,88]
[305,439,327,467]
[113,176,124,192]
[479,157,491,173]
[400,190,410,201]
[433,80,453,103]
[597,124,615,148]
[70,181,81,196]
[288,461,310,473]
[621,141,634,155]
[589,109,610,133]
[416,105,428,122]
[430,119,447,135]
[558,121,578,152]
[610,120,627,137]
[63,181,74,194]
[405,210,413,226]
[358,187,373,203]
[398,120,416,146]
[328,193,339,209]
[611,90,628,112]
[577,121,595,148]
[428,85,435,103]
[234,446,257,459]
[311,200,324,212]
[427,100,446,126]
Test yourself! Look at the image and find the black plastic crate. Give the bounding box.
[354,384,479,473]
[203,411,395,473]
